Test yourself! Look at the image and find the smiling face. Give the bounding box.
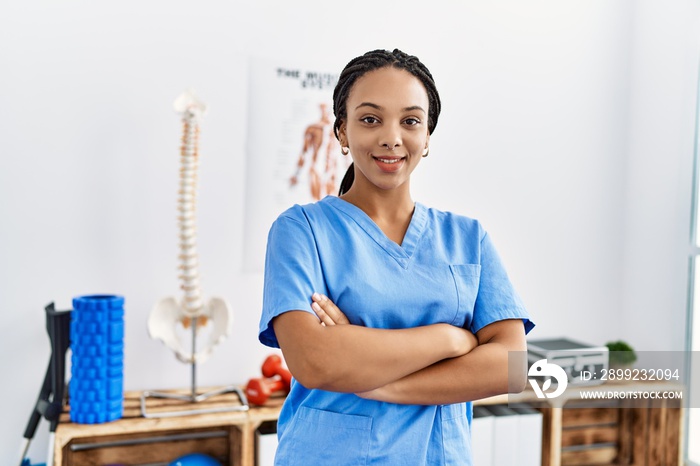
[338,66,430,196]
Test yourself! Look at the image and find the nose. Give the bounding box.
[379,123,402,151]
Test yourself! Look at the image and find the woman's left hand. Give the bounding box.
[311,293,350,326]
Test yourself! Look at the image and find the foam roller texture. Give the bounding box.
[70,295,125,424]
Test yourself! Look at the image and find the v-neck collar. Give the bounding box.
[324,196,428,269]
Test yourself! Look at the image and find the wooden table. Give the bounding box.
[54,387,285,466]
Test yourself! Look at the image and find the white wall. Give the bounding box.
[621,0,700,351]
[1,1,697,464]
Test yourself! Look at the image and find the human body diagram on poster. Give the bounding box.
[289,102,349,201]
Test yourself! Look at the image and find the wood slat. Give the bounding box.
[647,403,667,466]
[561,425,618,447]
[562,407,619,428]
[616,400,634,464]
[561,446,617,465]
[540,407,562,466]
[540,407,554,466]
[664,404,682,466]
[230,425,244,466]
[248,396,285,424]
[627,399,650,466]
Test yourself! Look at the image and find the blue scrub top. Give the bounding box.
[259,196,534,466]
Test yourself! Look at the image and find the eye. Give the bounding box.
[403,117,421,126]
[360,116,379,124]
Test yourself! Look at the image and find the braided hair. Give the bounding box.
[333,49,442,195]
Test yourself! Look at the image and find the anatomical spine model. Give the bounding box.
[148,90,232,364]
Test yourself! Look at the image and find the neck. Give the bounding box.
[340,182,414,224]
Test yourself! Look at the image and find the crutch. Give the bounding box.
[19,303,71,466]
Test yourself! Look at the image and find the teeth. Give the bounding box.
[377,158,402,164]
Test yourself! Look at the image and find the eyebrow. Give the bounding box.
[355,102,426,114]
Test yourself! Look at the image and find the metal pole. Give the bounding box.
[191,318,197,399]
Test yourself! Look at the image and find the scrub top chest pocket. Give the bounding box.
[449,264,481,323]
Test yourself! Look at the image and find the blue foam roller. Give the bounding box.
[70,295,125,424]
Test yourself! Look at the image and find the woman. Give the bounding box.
[259,49,534,465]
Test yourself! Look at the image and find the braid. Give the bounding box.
[333,49,441,195]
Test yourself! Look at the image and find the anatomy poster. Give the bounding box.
[243,57,348,272]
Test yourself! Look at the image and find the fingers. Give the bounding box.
[311,293,350,325]
[312,300,335,326]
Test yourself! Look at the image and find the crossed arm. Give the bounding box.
[272,294,528,405]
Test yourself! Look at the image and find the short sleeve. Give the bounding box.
[258,210,325,348]
[471,232,535,335]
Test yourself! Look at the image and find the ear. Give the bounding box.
[338,122,348,147]
[422,133,430,157]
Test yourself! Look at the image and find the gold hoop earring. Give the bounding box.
[341,146,349,156]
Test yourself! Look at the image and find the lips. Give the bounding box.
[373,155,405,173]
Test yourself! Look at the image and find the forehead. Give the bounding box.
[347,67,429,110]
